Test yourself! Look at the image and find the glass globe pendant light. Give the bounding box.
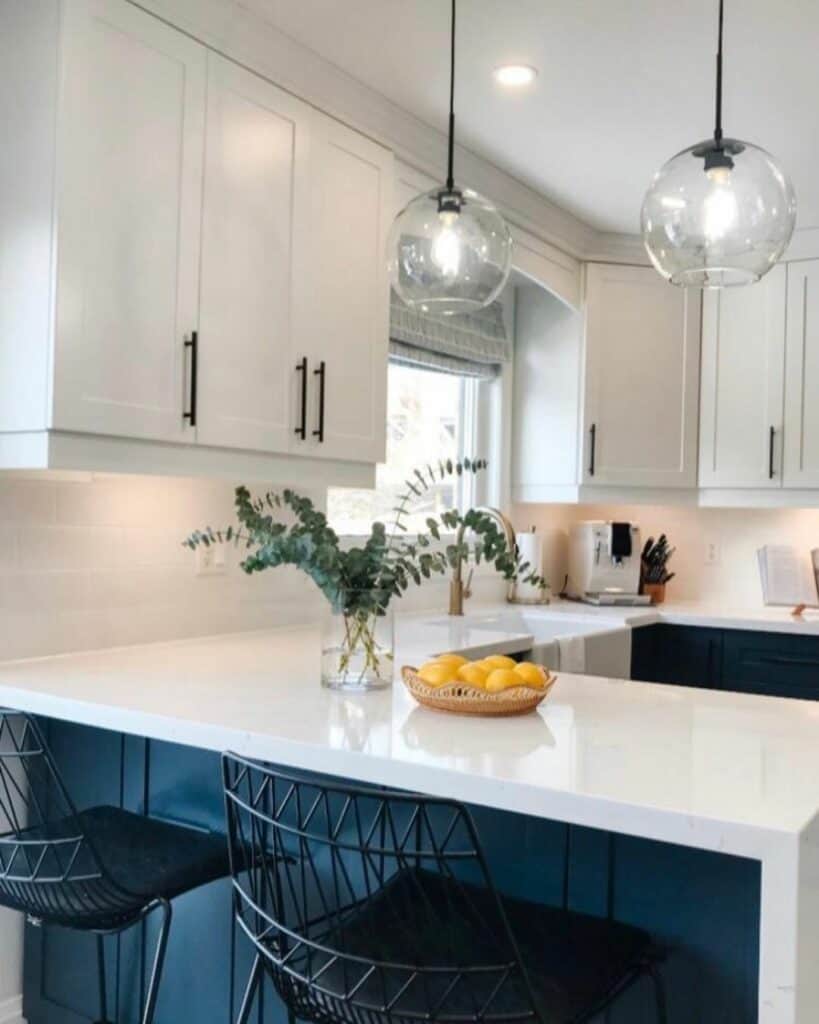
[387,0,513,315]
[641,0,795,288]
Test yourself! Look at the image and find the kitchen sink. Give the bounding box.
[422,610,621,644]
[418,608,633,677]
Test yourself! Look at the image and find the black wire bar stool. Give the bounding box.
[222,753,668,1024]
[0,710,231,1024]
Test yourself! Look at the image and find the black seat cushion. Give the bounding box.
[78,805,230,901]
[2,805,229,929]
[285,868,655,1024]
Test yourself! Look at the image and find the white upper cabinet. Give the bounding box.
[512,264,700,502]
[0,0,389,483]
[299,112,392,464]
[699,266,786,488]
[53,0,206,443]
[581,264,701,488]
[197,54,311,454]
[784,261,819,487]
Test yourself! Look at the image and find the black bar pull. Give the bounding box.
[759,654,819,669]
[769,425,776,479]
[589,423,597,477]
[295,357,308,439]
[183,331,198,427]
[313,361,326,443]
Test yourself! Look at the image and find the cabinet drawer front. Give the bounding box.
[631,624,721,688]
[722,631,819,699]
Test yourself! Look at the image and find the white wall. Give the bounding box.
[515,501,819,607]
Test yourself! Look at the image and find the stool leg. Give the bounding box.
[142,899,172,1024]
[236,955,262,1024]
[95,934,109,1024]
[646,963,668,1024]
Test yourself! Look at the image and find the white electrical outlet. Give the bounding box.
[705,540,721,566]
[195,544,227,576]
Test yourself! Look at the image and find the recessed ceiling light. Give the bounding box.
[493,64,538,88]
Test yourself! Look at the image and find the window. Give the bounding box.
[327,363,479,535]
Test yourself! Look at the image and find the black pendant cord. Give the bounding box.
[714,0,724,146]
[446,0,456,192]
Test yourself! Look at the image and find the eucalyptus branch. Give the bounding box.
[183,458,548,616]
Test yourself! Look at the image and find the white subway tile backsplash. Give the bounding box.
[0,473,509,662]
[55,476,240,529]
[0,474,326,660]
[16,525,124,572]
[516,502,819,608]
[0,480,56,524]
[0,530,16,571]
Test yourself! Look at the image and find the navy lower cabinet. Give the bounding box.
[631,624,819,699]
[24,719,761,1024]
[722,630,819,699]
[631,624,723,689]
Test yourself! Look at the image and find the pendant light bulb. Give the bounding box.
[387,0,512,315]
[703,183,738,241]
[431,221,462,278]
[641,0,795,288]
[706,165,731,185]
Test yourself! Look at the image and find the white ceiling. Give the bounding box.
[241,0,817,235]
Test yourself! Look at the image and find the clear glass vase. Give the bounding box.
[321,595,394,692]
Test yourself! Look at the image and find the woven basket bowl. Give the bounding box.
[401,666,555,717]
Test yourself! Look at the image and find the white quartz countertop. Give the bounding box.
[0,612,818,861]
[3,605,815,1021]
[531,598,819,636]
[635,600,819,635]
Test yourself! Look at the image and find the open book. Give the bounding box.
[757,545,819,608]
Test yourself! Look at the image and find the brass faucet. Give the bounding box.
[449,507,518,616]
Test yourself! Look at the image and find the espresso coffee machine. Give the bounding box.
[567,521,651,606]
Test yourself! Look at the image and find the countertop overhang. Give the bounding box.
[0,606,818,864]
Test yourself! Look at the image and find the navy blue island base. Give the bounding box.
[23,717,760,1024]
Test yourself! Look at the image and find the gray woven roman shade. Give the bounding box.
[389,292,510,379]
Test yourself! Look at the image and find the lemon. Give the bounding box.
[417,661,459,687]
[485,668,522,693]
[514,662,547,689]
[482,654,517,671]
[433,653,469,668]
[457,663,489,688]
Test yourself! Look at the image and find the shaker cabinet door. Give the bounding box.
[197,54,312,454]
[298,112,392,464]
[699,265,786,488]
[52,0,206,442]
[784,260,819,488]
[582,264,701,488]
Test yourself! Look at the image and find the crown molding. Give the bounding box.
[584,232,649,266]
[589,225,819,266]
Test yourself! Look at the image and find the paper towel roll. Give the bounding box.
[514,530,545,603]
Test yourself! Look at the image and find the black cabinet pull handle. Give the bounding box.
[758,654,819,669]
[183,331,198,427]
[769,425,776,479]
[313,361,326,443]
[589,423,597,477]
[295,358,308,439]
